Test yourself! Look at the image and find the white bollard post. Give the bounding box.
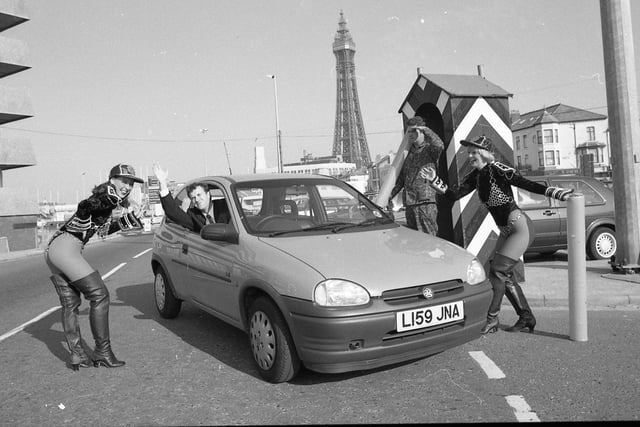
[568,193,588,341]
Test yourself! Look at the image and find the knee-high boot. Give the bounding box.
[481,254,520,334]
[70,271,125,368]
[50,274,91,370]
[504,277,536,333]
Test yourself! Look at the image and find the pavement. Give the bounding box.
[1,245,639,310]
[521,251,640,310]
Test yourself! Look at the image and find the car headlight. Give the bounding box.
[467,258,487,285]
[314,279,370,307]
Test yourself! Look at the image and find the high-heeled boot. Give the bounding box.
[480,314,499,334]
[50,274,92,370]
[70,271,125,368]
[504,281,536,333]
[481,254,518,335]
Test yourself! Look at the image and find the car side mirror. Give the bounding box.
[201,223,239,244]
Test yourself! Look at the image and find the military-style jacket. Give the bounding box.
[442,161,549,226]
[58,184,128,244]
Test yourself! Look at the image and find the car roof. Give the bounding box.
[186,173,335,186]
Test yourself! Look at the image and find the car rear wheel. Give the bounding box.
[248,297,300,383]
[154,267,182,318]
[587,227,617,260]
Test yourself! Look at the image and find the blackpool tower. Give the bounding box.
[332,11,371,169]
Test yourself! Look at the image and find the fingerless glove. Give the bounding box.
[428,175,448,195]
[118,212,143,231]
[545,186,574,201]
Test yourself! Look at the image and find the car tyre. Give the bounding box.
[154,267,182,318]
[587,227,617,260]
[248,297,300,383]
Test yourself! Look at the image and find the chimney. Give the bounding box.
[477,64,485,78]
[417,67,424,76]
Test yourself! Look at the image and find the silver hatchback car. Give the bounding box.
[151,174,491,383]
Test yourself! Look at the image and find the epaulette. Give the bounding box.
[492,161,516,179]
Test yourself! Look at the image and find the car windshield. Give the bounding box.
[233,178,395,236]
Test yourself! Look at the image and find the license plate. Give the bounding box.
[396,301,464,332]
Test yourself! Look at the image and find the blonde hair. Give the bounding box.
[478,149,495,163]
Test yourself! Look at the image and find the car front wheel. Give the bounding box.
[587,227,617,260]
[154,267,182,318]
[248,297,300,383]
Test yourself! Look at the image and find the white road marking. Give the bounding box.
[469,350,506,379]
[0,266,126,343]
[0,306,60,342]
[133,248,152,259]
[505,395,541,422]
[103,262,126,278]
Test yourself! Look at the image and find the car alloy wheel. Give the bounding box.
[247,297,300,383]
[588,227,617,260]
[153,267,182,318]
[249,310,277,370]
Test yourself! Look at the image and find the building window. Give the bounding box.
[538,151,544,166]
[517,156,522,167]
[515,136,520,150]
[544,129,553,144]
[523,134,527,148]
[554,129,558,143]
[556,150,560,164]
[587,126,596,141]
[545,150,556,166]
[537,130,542,144]
[525,154,529,166]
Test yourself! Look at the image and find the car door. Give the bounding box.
[155,188,194,297]
[183,183,242,325]
[549,177,607,243]
[514,178,562,251]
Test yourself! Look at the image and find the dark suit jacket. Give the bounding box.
[160,194,231,232]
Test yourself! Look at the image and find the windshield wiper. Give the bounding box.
[331,217,394,232]
[300,222,354,232]
[266,222,352,237]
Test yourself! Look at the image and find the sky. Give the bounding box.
[2,0,640,203]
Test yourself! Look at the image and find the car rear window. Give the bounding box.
[550,179,605,206]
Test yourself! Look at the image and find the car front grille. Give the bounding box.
[381,279,464,305]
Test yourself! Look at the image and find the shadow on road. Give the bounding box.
[114,282,430,384]
[23,307,95,370]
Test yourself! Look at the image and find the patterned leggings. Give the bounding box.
[406,203,438,235]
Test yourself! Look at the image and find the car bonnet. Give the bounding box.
[259,226,476,296]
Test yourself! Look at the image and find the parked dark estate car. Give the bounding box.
[516,175,616,260]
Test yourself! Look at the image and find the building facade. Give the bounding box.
[511,104,610,180]
[0,0,37,252]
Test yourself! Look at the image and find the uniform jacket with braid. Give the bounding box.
[59,184,127,244]
[441,161,550,226]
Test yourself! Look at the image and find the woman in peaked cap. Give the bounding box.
[423,136,574,335]
[44,164,144,370]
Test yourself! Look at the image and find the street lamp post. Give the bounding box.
[267,74,283,173]
[200,128,209,175]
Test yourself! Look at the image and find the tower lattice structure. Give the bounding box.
[332,11,371,169]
